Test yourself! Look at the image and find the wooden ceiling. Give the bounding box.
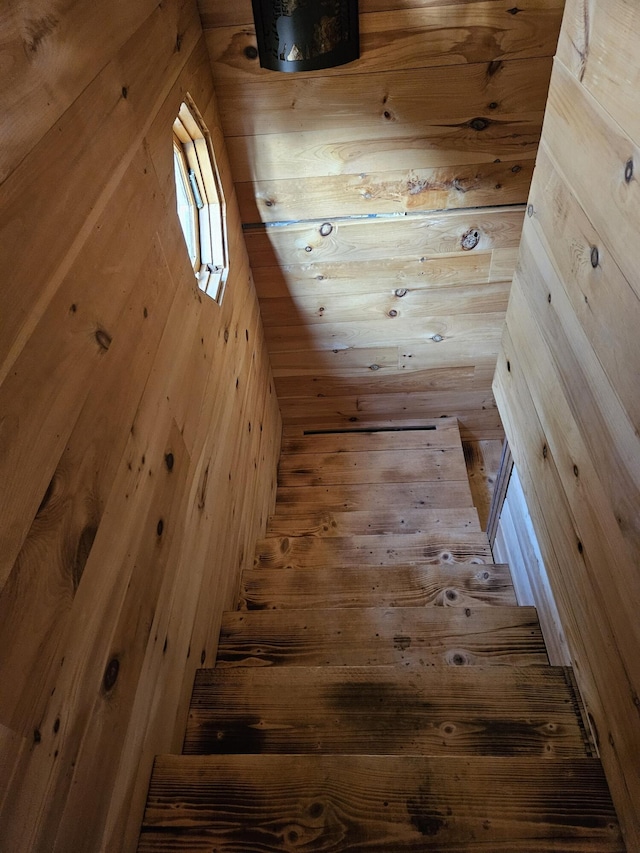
[197,0,564,439]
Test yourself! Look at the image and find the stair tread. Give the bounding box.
[278,447,470,488]
[184,665,593,758]
[266,507,482,536]
[254,531,492,569]
[140,755,623,852]
[240,563,516,610]
[216,605,548,668]
[274,481,475,513]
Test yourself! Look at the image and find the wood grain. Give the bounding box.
[266,508,481,537]
[237,160,534,222]
[216,606,548,668]
[0,20,281,853]
[253,532,491,569]
[240,563,516,610]
[140,754,623,852]
[206,3,563,82]
[278,447,469,486]
[274,481,474,513]
[216,58,552,138]
[184,665,592,756]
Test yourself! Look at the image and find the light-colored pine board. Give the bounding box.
[528,144,640,433]
[227,121,542,184]
[275,366,477,399]
[140,754,623,852]
[266,507,481,537]
[541,58,640,300]
[274,481,474,514]
[237,161,534,223]
[253,532,491,570]
[240,563,516,610]
[206,3,563,84]
[216,58,552,138]
[462,439,504,530]
[494,330,640,849]
[216,606,548,668]
[253,252,498,300]
[260,281,511,328]
[244,209,525,270]
[277,448,469,487]
[0,0,160,183]
[184,665,592,757]
[557,0,640,148]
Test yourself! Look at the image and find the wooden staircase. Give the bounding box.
[138,419,623,851]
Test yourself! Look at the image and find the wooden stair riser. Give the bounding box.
[215,606,548,668]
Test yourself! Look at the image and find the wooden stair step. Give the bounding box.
[184,665,593,757]
[139,755,624,852]
[266,507,482,537]
[274,481,475,514]
[280,420,462,455]
[278,447,469,488]
[240,563,516,610]
[254,531,491,569]
[216,606,548,668]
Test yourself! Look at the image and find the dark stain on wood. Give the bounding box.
[73,524,97,590]
[95,328,112,351]
[36,476,56,517]
[102,657,120,693]
[407,783,448,837]
[24,14,59,53]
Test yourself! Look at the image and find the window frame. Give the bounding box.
[172,97,229,304]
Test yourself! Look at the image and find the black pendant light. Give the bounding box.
[251,0,359,73]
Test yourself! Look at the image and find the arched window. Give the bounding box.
[172,97,229,303]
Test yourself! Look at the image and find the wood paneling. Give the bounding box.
[493,0,640,842]
[0,4,281,851]
[199,0,563,436]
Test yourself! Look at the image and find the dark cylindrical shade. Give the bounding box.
[251,0,359,73]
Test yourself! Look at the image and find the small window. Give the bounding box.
[172,97,229,303]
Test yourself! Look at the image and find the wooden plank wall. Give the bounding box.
[0,2,281,851]
[493,0,640,845]
[198,0,564,438]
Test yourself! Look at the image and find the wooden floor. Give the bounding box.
[138,419,623,851]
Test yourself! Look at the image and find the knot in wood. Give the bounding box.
[388,309,398,318]
[103,658,120,692]
[461,229,479,250]
[469,117,489,131]
[590,246,599,268]
[244,45,258,60]
[394,288,408,297]
[432,334,443,343]
[527,204,534,217]
[625,158,634,183]
[319,222,333,237]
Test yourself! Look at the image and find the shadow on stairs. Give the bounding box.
[137,418,623,851]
